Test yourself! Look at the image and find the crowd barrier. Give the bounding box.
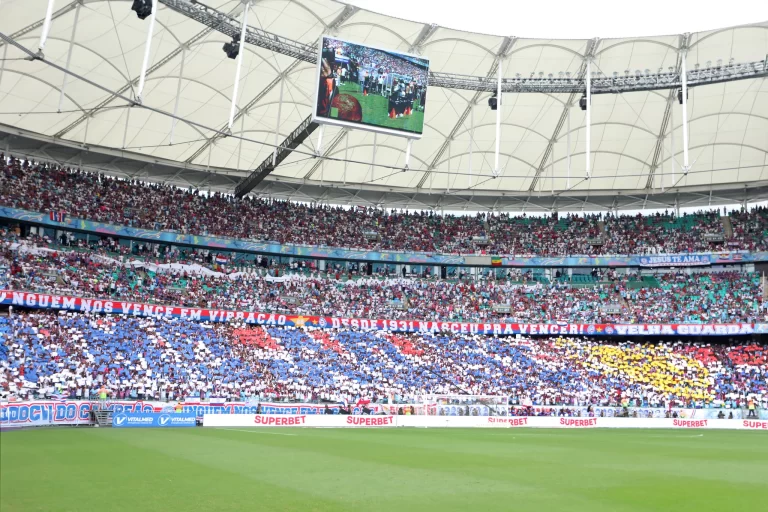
[4,290,767,336]
[204,414,768,430]
[3,401,764,428]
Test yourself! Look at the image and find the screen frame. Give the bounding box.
[312,35,429,140]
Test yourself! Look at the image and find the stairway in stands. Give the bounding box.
[93,409,113,427]
[722,216,734,239]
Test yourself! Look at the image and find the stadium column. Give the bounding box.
[670,95,676,187]
[170,46,187,144]
[273,73,285,165]
[228,1,251,131]
[343,130,349,185]
[58,0,81,113]
[494,58,502,177]
[316,125,325,154]
[405,139,413,170]
[468,103,474,187]
[371,133,378,183]
[122,108,132,149]
[550,141,554,194]
[136,0,158,104]
[680,45,690,174]
[566,105,570,188]
[37,0,56,56]
[0,42,6,91]
[585,58,591,179]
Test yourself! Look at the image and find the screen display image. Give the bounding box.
[314,36,429,137]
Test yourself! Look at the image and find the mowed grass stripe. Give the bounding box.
[1,428,766,512]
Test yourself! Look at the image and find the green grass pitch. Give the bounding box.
[330,81,425,134]
[1,427,766,512]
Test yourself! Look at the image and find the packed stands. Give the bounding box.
[730,207,768,251]
[3,155,765,256]
[3,233,766,324]
[1,312,765,409]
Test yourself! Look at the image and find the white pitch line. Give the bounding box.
[219,428,297,436]
[643,433,705,438]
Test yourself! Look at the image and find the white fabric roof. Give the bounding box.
[0,0,766,205]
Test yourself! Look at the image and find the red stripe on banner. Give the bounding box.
[0,290,763,336]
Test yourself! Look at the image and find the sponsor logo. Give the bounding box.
[672,419,708,428]
[345,416,395,426]
[488,417,528,427]
[559,418,598,427]
[742,420,768,430]
[113,413,127,426]
[158,414,172,426]
[254,415,307,426]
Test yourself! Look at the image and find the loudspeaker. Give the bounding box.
[366,263,372,276]
[440,265,447,279]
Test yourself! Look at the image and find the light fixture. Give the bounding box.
[131,0,152,20]
[677,88,688,105]
[223,38,240,59]
[488,91,498,111]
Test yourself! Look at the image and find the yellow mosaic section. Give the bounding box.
[556,338,712,401]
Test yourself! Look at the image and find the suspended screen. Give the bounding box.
[313,36,429,138]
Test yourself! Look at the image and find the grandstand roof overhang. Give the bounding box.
[0,0,766,211]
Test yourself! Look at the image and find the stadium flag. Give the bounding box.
[49,211,67,222]
[214,255,228,264]
[491,256,502,267]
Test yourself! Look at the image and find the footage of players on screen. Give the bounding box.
[316,37,429,135]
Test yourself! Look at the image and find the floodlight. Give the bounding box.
[223,38,240,59]
[131,0,152,20]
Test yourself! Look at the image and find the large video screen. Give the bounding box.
[313,36,429,138]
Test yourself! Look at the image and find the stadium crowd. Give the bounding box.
[3,233,766,324]
[1,312,765,410]
[3,155,768,255]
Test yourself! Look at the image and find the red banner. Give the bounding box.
[1,290,765,336]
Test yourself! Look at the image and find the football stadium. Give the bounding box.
[0,0,767,511]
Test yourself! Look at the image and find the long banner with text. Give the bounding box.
[0,400,383,427]
[3,290,766,336]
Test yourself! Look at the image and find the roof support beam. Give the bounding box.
[409,23,439,53]
[183,2,357,165]
[158,1,768,93]
[529,38,599,192]
[53,3,246,139]
[234,115,319,197]
[0,0,79,51]
[417,36,516,189]
[304,129,348,180]
[136,0,159,103]
[325,4,358,33]
[646,34,690,190]
[184,60,302,163]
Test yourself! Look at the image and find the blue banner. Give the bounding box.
[4,205,766,267]
[111,412,196,428]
